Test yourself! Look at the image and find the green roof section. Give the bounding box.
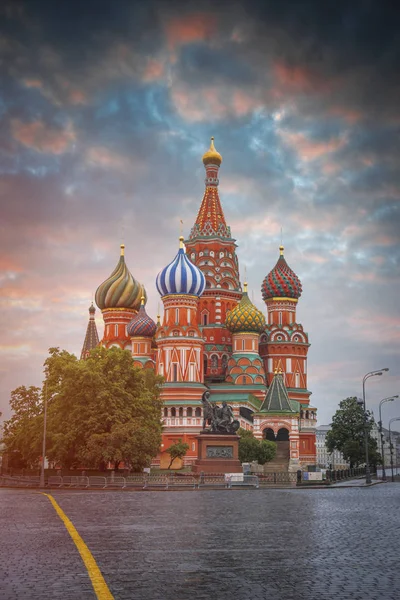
[260,373,296,413]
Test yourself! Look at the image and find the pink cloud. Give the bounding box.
[85,146,148,176]
[165,13,217,50]
[273,61,333,94]
[279,130,347,161]
[11,119,76,154]
[329,106,363,124]
[171,85,263,122]
[142,58,165,82]
[22,78,43,89]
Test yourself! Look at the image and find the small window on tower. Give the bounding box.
[173,330,179,336]
[202,313,208,326]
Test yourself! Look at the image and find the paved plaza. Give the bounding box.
[1,485,399,600]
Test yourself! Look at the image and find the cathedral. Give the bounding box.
[81,138,317,471]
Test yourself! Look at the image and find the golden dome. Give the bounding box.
[226,283,266,334]
[202,137,222,166]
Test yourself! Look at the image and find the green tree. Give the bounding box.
[326,397,381,468]
[3,347,164,472]
[166,438,189,469]
[238,428,276,465]
[2,386,43,469]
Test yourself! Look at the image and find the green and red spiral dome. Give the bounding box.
[261,246,302,301]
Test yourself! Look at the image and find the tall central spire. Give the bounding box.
[189,137,231,240]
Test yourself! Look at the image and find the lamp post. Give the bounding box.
[39,381,48,488]
[379,396,399,481]
[389,417,400,483]
[362,368,389,484]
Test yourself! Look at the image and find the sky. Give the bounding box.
[0,0,399,428]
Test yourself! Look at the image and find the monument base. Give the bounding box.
[192,433,242,474]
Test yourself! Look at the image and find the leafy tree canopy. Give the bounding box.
[3,347,164,471]
[238,428,276,465]
[165,438,190,469]
[326,397,380,468]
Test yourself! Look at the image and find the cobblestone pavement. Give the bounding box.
[1,485,399,600]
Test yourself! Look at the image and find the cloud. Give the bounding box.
[165,13,218,51]
[11,119,76,154]
[0,0,399,426]
[278,130,347,162]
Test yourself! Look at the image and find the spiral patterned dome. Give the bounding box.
[127,299,157,338]
[95,244,146,310]
[156,237,206,297]
[226,285,266,334]
[261,246,302,301]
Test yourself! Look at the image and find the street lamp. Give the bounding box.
[389,417,400,483]
[362,368,389,484]
[379,396,399,481]
[39,381,48,489]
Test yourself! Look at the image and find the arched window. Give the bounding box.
[195,407,201,417]
[171,407,176,417]
[187,407,193,417]
[163,407,168,417]
[210,354,218,369]
[179,407,183,418]
[202,312,209,325]
[221,355,228,371]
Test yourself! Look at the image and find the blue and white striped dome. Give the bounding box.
[156,237,206,297]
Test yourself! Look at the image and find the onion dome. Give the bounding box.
[127,297,157,338]
[95,244,146,310]
[156,237,206,297]
[261,245,302,301]
[226,283,266,333]
[202,137,222,166]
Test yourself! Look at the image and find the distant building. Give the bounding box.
[316,425,349,469]
[370,422,393,468]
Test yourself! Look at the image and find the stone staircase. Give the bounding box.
[263,442,289,473]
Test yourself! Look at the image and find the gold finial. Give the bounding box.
[202,136,222,166]
[274,366,278,374]
[140,295,145,306]
[120,243,125,256]
[243,281,248,293]
[179,235,184,249]
[279,245,284,256]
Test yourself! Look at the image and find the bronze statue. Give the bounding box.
[201,391,240,434]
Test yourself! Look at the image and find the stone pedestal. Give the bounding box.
[192,433,242,474]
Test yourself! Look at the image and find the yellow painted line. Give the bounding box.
[41,493,114,600]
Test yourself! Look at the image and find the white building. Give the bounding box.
[316,425,349,469]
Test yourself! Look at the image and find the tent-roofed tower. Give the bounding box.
[259,245,317,466]
[185,137,242,382]
[80,303,100,359]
